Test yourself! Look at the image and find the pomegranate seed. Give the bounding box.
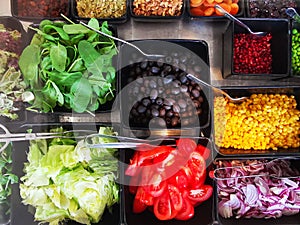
[233,33,272,74]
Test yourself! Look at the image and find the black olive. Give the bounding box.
[137,105,147,113]
[151,66,160,74]
[150,89,158,100]
[140,61,148,69]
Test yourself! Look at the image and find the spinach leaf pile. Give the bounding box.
[19,19,117,113]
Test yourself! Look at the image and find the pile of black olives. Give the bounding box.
[123,52,208,129]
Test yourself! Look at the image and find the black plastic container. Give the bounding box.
[222,18,290,79]
[212,86,300,156]
[245,0,300,18]
[118,39,211,137]
[11,123,121,225]
[70,0,129,24]
[0,16,28,130]
[290,20,300,77]
[213,157,300,225]
[130,0,185,22]
[122,137,215,225]
[187,0,244,20]
[11,0,70,22]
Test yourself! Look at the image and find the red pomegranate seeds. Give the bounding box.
[233,33,272,74]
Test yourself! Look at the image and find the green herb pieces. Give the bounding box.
[0,24,26,120]
[19,20,117,113]
[20,126,119,225]
[0,143,18,203]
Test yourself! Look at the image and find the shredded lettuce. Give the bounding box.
[20,126,119,225]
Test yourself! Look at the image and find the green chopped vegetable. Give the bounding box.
[0,24,26,120]
[19,19,117,113]
[20,126,119,225]
[0,143,18,203]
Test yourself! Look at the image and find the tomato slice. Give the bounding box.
[188,185,213,205]
[138,146,174,166]
[187,151,207,188]
[133,195,147,213]
[175,191,194,220]
[188,162,207,188]
[168,169,189,190]
[125,151,140,176]
[147,174,167,197]
[135,186,154,206]
[129,175,139,194]
[176,138,197,157]
[168,184,183,212]
[196,145,211,160]
[153,192,173,220]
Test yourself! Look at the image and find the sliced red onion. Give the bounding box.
[255,177,270,195]
[218,201,233,218]
[215,159,300,219]
[244,184,259,205]
[267,203,285,211]
[229,194,241,210]
[270,186,286,195]
[282,178,299,188]
[282,208,299,216]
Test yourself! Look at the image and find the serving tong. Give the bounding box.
[213,157,300,181]
[84,133,174,149]
[0,123,177,152]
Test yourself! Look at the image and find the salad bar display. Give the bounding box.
[0,0,299,225]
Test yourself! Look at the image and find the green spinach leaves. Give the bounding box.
[19,19,117,113]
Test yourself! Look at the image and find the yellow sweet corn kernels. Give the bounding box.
[214,94,300,150]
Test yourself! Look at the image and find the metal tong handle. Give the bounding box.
[84,133,174,149]
[0,123,95,153]
[213,157,300,180]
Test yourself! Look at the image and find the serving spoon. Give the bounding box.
[215,4,267,37]
[286,7,300,23]
[186,74,249,103]
[79,21,165,60]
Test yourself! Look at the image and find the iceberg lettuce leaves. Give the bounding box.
[20,127,119,225]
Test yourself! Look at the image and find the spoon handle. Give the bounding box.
[286,8,300,23]
[186,74,226,96]
[215,5,251,33]
[79,21,147,56]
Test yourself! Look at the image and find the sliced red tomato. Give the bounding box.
[129,174,139,194]
[147,174,167,197]
[175,191,194,220]
[138,146,174,166]
[135,186,154,206]
[133,196,147,213]
[196,145,211,160]
[176,138,197,157]
[153,192,173,220]
[188,162,207,188]
[188,185,213,205]
[187,151,207,188]
[168,184,183,212]
[168,169,189,190]
[125,152,140,176]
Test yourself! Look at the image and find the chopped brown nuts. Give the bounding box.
[76,0,127,18]
[132,0,183,16]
